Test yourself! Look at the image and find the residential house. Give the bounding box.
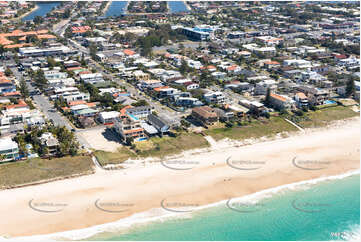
[296,85,330,106]
[191,106,218,125]
[78,116,96,128]
[148,114,169,134]
[204,91,226,104]
[0,137,19,162]
[294,92,309,108]
[80,73,104,84]
[269,93,294,110]
[40,132,59,156]
[99,111,120,125]
[125,106,152,119]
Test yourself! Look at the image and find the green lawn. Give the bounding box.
[0,156,94,189]
[135,133,210,158]
[205,117,298,141]
[297,106,358,128]
[94,147,137,166]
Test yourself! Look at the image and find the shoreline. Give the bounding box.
[102,0,112,15]
[6,169,360,241]
[0,117,359,238]
[12,4,39,21]
[183,1,192,11]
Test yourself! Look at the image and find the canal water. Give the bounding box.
[104,1,189,17]
[22,2,61,21]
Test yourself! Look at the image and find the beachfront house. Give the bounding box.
[0,137,19,162]
[191,106,218,125]
[113,115,146,143]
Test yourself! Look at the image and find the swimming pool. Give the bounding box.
[137,137,148,141]
[324,100,336,105]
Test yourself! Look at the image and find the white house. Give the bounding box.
[99,111,120,124]
[0,137,19,162]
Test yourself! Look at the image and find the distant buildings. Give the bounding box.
[181,26,214,41]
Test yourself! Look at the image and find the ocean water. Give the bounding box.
[85,174,360,241]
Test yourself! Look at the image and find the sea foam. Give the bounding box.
[2,169,359,241]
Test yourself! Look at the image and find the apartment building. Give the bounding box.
[114,115,146,142]
[204,91,226,104]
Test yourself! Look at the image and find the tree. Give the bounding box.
[33,16,43,24]
[4,67,12,76]
[125,136,134,146]
[19,78,29,98]
[0,45,5,58]
[179,59,189,75]
[264,88,271,107]
[132,99,149,107]
[34,69,47,87]
[89,44,97,60]
[47,57,56,69]
[345,78,355,97]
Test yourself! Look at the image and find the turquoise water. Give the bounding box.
[86,174,360,241]
[168,1,189,13]
[104,1,127,17]
[22,2,60,21]
[324,100,337,105]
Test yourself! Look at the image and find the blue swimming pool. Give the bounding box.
[324,100,336,105]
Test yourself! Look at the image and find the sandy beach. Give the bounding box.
[0,117,359,238]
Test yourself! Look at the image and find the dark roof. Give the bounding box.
[148,114,168,129]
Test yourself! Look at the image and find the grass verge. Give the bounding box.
[297,106,358,128]
[205,117,298,141]
[0,156,94,189]
[94,147,136,166]
[135,133,210,158]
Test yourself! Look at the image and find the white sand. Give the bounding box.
[0,118,359,237]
